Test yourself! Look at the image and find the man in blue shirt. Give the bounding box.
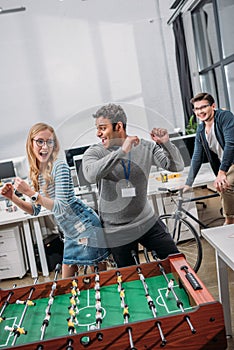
[185,92,234,225]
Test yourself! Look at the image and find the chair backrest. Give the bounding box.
[73,155,92,189]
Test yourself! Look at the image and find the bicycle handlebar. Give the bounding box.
[158,187,180,194]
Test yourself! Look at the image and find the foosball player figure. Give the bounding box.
[68,307,77,319]
[69,299,79,319]
[16,299,36,306]
[123,305,129,322]
[41,312,51,329]
[138,273,145,282]
[120,288,125,308]
[96,310,103,325]
[46,296,54,312]
[117,274,122,284]
[165,279,174,298]
[71,279,80,296]
[71,288,79,300]
[4,325,27,337]
[95,290,101,301]
[69,298,79,314]
[95,274,100,283]
[71,279,78,289]
[67,318,77,334]
[117,273,122,292]
[96,299,102,311]
[94,282,100,291]
[146,294,154,308]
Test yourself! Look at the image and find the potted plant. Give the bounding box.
[185,114,197,135]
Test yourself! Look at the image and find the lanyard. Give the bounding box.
[121,153,131,182]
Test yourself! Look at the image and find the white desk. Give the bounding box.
[148,162,215,195]
[147,163,216,216]
[201,224,234,337]
[0,208,50,278]
[0,163,216,280]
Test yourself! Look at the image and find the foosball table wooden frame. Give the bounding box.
[0,253,227,350]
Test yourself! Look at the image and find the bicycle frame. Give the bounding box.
[166,189,219,230]
[179,192,219,229]
[158,188,211,272]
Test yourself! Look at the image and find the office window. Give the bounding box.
[225,62,234,111]
[192,2,219,71]
[191,0,234,110]
[217,0,234,58]
[200,67,226,107]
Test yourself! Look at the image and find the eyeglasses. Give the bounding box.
[193,104,210,113]
[33,139,55,148]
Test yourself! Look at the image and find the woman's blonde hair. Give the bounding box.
[26,123,60,193]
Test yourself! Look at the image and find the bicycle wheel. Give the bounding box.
[159,214,202,272]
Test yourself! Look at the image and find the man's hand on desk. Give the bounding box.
[183,185,192,193]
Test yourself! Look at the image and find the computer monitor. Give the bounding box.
[170,134,208,167]
[0,161,16,181]
[73,155,91,189]
[65,145,90,167]
[13,156,28,179]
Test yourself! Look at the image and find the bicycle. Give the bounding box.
[148,188,219,273]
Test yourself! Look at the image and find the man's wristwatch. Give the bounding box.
[31,192,39,204]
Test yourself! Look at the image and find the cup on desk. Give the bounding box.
[5,199,18,212]
[160,173,168,183]
[6,205,18,213]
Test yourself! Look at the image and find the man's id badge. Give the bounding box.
[121,187,136,197]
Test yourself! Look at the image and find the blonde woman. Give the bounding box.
[1,123,110,278]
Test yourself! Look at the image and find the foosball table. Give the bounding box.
[0,253,227,349]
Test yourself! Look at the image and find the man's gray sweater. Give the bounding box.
[82,139,184,246]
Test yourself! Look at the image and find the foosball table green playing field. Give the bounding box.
[0,253,227,349]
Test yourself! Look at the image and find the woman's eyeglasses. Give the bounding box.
[33,139,55,148]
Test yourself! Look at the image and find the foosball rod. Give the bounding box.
[0,284,17,322]
[40,263,61,341]
[11,277,38,346]
[94,265,102,331]
[151,250,196,334]
[131,251,167,347]
[67,279,80,335]
[115,271,137,350]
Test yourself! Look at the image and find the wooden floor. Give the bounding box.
[0,187,233,349]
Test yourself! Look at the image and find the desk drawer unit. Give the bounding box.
[0,224,27,279]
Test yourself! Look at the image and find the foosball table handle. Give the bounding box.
[180,266,203,291]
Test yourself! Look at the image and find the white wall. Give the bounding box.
[0,0,184,161]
